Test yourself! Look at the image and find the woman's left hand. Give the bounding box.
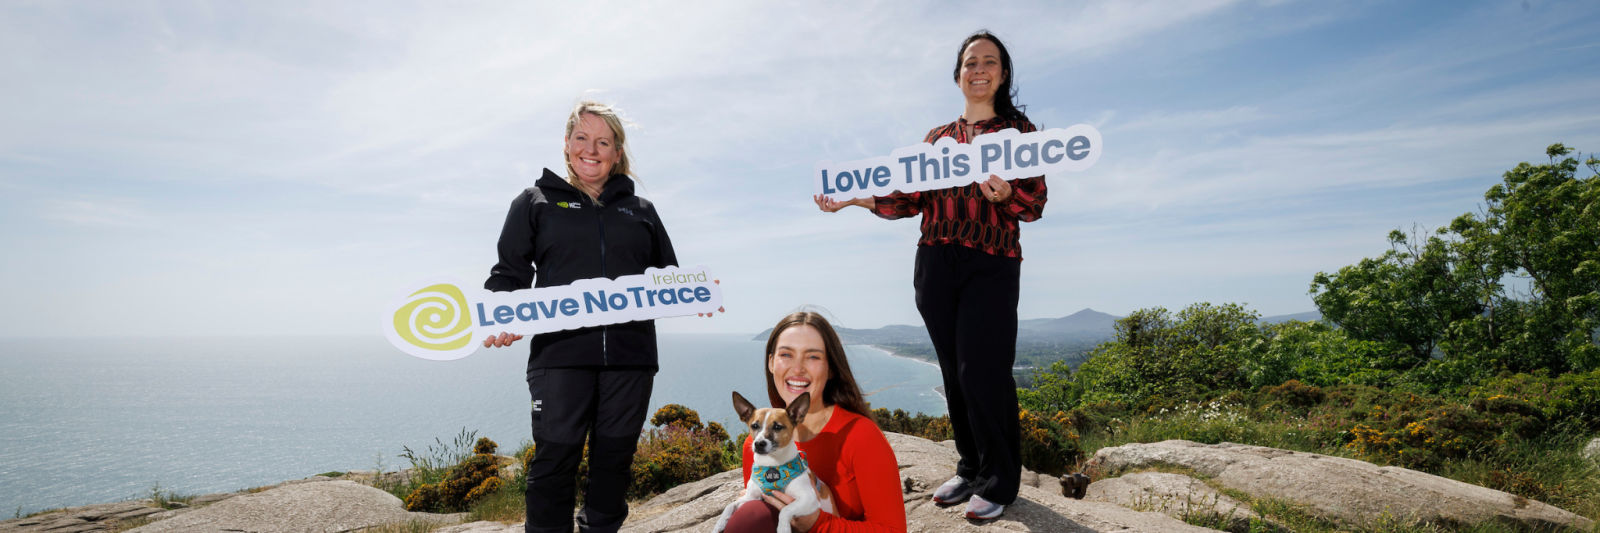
[697,279,725,318]
[761,491,820,532]
[978,174,1012,203]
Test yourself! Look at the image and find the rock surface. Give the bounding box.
[1585,437,1600,465]
[1087,439,1595,531]
[125,480,460,533]
[0,501,167,533]
[620,433,1221,533]
[1086,471,1261,530]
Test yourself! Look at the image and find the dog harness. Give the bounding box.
[752,452,808,494]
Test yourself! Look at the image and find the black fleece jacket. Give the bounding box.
[485,169,677,374]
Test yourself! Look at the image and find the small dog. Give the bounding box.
[714,391,834,533]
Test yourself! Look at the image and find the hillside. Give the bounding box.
[753,308,1324,376]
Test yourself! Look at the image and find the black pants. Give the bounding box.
[525,367,654,533]
[914,243,1022,505]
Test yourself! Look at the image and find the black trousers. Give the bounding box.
[525,367,654,533]
[914,243,1022,505]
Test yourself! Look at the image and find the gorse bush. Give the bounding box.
[1018,409,1081,476]
[650,404,704,431]
[623,404,739,500]
[871,408,953,441]
[403,437,505,512]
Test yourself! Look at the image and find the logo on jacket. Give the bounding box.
[556,201,583,209]
[618,207,635,216]
[391,283,474,353]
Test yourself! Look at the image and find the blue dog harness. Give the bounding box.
[752,452,809,494]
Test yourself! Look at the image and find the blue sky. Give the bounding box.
[2,0,1598,338]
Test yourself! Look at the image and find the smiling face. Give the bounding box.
[958,37,1004,105]
[563,112,621,193]
[767,324,831,414]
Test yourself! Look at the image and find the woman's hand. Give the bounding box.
[483,332,523,348]
[698,280,725,318]
[978,174,1012,203]
[761,491,821,532]
[814,195,871,213]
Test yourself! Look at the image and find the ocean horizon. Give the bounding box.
[0,333,945,515]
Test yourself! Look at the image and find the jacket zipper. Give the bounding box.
[595,197,608,365]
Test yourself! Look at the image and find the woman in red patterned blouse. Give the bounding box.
[812,30,1045,521]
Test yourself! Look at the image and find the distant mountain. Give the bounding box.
[1260,311,1323,324]
[753,308,1123,345]
[1027,309,1120,337]
[753,308,1326,343]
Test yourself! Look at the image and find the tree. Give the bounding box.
[1312,144,1600,387]
[1067,303,1260,407]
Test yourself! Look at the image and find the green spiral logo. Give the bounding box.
[392,283,473,351]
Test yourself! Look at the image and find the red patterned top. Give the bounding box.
[871,115,1048,258]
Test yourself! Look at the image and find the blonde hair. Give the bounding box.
[563,99,636,203]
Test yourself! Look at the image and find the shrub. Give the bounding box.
[870,408,953,441]
[1470,369,1600,429]
[404,437,505,512]
[630,426,731,499]
[651,404,704,431]
[1018,409,1082,476]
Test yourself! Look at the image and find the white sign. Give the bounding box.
[813,125,1102,201]
[382,266,723,361]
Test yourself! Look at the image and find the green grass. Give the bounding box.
[316,471,345,478]
[145,482,195,510]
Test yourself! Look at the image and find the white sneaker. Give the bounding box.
[964,494,1004,520]
[932,475,973,505]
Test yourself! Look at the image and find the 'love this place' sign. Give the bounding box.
[382,266,722,361]
[814,125,1102,201]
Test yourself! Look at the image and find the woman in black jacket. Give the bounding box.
[482,100,690,533]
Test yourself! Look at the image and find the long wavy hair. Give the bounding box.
[953,30,1028,122]
[763,311,870,417]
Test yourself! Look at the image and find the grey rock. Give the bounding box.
[1086,472,1261,531]
[38,518,89,531]
[125,480,461,533]
[434,522,521,533]
[109,508,163,521]
[621,433,1221,533]
[186,494,238,507]
[1086,440,1594,531]
[1584,437,1600,464]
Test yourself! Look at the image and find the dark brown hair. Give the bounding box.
[764,311,870,417]
[953,30,1027,121]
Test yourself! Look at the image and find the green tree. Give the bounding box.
[1312,144,1600,387]
[1068,303,1260,407]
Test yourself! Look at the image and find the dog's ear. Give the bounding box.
[787,391,811,425]
[733,391,756,423]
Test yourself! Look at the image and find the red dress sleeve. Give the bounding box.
[741,434,753,488]
[871,192,921,220]
[809,418,907,533]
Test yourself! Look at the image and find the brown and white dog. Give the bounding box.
[714,391,834,533]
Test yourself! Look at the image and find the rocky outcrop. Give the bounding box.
[1585,438,1600,465]
[0,501,172,533]
[1086,440,1595,531]
[1085,472,1262,532]
[620,433,1223,533]
[125,480,461,533]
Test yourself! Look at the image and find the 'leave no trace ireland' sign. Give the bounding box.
[382,266,722,361]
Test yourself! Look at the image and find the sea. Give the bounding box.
[0,334,946,515]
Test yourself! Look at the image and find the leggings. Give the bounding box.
[524,367,654,533]
[914,243,1022,505]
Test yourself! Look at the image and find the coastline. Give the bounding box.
[853,344,945,401]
